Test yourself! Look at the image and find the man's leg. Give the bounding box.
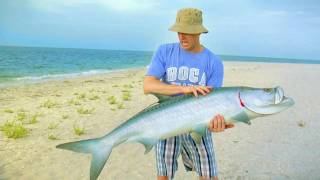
[181,130,218,180]
[155,136,181,180]
[199,177,218,180]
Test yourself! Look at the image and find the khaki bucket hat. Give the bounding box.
[169,8,208,34]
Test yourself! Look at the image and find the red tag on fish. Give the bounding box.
[238,92,245,107]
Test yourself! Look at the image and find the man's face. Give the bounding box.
[178,32,200,51]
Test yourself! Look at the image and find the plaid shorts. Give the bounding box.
[155,129,218,179]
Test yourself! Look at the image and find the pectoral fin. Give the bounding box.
[138,138,157,154]
[153,94,172,103]
[190,132,203,144]
[231,112,251,125]
[191,124,207,144]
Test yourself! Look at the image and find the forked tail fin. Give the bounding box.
[56,137,113,180]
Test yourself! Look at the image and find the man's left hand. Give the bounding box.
[208,114,234,132]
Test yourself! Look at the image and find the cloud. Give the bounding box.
[262,10,288,17]
[29,0,159,13]
[99,0,159,11]
[29,0,89,13]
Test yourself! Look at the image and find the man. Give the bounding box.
[143,8,234,180]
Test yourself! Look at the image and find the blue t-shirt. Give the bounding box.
[146,43,223,88]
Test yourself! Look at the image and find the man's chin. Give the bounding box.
[180,44,191,51]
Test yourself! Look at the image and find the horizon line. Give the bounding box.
[0,44,319,62]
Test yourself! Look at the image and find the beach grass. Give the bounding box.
[68,98,81,106]
[123,84,134,89]
[122,91,131,101]
[117,102,125,109]
[62,114,69,119]
[17,108,27,112]
[0,121,28,139]
[28,114,39,124]
[16,112,27,121]
[41,100,59,108]
[76,93,87,100]
[84,80,93,83]
[4,109,14,113]
[48,122,59,129]
[107,96,117,105]
[48,134,59,140]
[77,107,95,115]
[88,94,100,100]
[121,89,130,92]
[73,125,85,136]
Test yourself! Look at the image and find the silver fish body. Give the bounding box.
[57,86,294,180]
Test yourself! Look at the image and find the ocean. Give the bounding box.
[0,45,319,87]
[0,46,153,87]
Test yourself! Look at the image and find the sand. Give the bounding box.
[0,62,319,180]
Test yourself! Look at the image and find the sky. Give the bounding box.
[0,0,319,60]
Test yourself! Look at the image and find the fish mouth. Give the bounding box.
[274,86,294,107]
[275,86,284,104]
[275,95,295,107]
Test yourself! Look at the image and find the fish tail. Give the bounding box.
[56,137,113,180]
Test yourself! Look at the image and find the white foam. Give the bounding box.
[0,69,115,89]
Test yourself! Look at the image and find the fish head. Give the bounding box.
[239,86,294,115]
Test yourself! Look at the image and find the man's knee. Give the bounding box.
[199,176,218,180]
[158,176,169,180]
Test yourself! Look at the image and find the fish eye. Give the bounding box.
[263,88,272,92]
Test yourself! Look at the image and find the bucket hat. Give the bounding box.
[169,8,208,34]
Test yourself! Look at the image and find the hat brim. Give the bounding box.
[169,24,208,34]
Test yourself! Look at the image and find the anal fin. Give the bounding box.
[138,138,157,154]
[191,124,207,144]
[231,112,251,125]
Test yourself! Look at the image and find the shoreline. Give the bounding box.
[0,66,147,89]
[1,60,319,90]
[0,62,320,179]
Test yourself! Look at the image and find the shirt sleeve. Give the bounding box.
[207,55,224,88]
[146,45,166,79]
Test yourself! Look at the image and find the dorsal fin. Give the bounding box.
[126,94,193,121]
[153,94,173,103]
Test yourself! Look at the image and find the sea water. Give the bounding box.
[0,45,319,88]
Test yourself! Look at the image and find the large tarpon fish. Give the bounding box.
[57,86,294,180]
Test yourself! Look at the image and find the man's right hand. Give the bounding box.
[181,86,212,97]
[143,76,213,97]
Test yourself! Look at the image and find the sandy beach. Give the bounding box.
[0,62,319,180]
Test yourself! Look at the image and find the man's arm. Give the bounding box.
[143,76,211,97]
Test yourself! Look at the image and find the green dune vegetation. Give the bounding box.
[41,99,59,108]
[77,107,95,115]
[73,125,85,136]
[0,120,28,139]
[48,134,59,140]
[4,109,14,113]
[0,69,145,141]
[107,95,117,105]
